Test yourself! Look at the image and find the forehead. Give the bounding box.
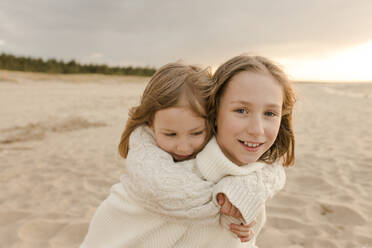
[222,71,283,105]
[153,106,205,128]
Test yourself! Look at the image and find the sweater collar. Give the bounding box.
[196,137,266,183]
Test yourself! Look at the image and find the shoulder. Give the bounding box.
[262,163,286,176]
[129,125,157,149]
[127,125,172,163]
[261,163,286,196]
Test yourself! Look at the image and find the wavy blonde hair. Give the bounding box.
[209,55,296,167]
[118,62,213,159]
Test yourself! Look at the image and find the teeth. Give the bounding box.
[243,141,260,147]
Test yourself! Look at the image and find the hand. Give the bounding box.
[217,193,256,242]
[217,193,242,219]
[230,222,256,243]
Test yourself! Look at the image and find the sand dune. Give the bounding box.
[1,70,371,248]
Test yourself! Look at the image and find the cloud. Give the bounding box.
[0,40,5,46]
[1,0,372,70]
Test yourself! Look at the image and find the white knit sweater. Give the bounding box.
[80,126,286,248]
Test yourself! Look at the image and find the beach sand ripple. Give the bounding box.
[0,118,107,145]
[1,71,371,248]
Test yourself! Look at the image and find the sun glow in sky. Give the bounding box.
[278,41,372,82]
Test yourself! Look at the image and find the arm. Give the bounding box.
[212,163,286,225]
[195,137,285,224]
[217,194,256,242]
[122,126,219,222]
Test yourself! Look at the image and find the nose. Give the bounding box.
[246,115,264,136]
[176,139,193,155]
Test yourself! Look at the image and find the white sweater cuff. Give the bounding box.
[212,178,265,224]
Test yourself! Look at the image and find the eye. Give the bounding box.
[191,130,204,136]
[265,111,277,117]
[164,133,176,137]
[235,108,248,114]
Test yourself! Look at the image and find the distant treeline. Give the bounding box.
[0,53,156,76]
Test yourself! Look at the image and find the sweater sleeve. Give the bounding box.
[121,126,219,223]
[212,163,286,225]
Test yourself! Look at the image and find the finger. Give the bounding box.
[230,206,242,219]
[230,206,238,216]
[230,223,252,232]
[232,220,256,228]
[238,234,250,239]
[220,204,229,215]
[238,235,250,239]
[230,227,251,235]
[229,228,250,236]
[230,224,252,233]
[217,193,225,206]
[222,196,239,217]
[220,198,231,214]
[221,201,233,216]
[228,205,235,216]
[238,230,254,242]
[240,237,252,243]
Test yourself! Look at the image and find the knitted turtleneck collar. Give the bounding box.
[196,137,266,183]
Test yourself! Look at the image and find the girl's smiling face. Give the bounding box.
[216,71,283,166]
[151,106,207,162]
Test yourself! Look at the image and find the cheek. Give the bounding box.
[193,135,207,151]
[195,134,207,151]
[219,116,244,141]
[155,135,174,153]
[266,120,281,142]
[217,111,237,133]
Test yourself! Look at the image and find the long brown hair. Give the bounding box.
[210,55,296,167]
[118,62,213,158]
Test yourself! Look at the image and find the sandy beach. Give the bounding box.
[1,70,371,248]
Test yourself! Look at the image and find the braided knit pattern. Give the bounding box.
[82,125,287,247]
[122,126,220,224]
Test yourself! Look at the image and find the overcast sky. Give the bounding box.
[1,0,372,80]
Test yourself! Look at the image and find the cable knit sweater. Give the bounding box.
[80,126,286,248]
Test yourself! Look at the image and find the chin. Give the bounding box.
[240,156,259,165]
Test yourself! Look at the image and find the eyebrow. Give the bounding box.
[231,100,281,109]
[160,126,205,132]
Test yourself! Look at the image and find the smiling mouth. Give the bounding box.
[238,140,264,151]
